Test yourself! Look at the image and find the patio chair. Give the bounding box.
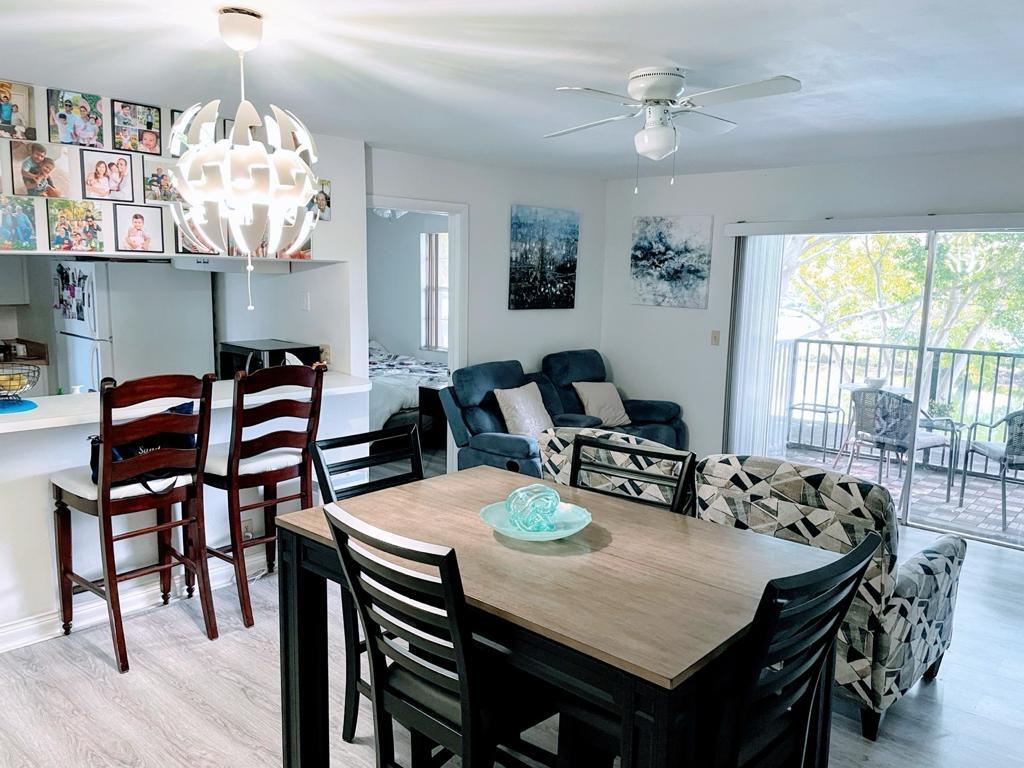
[841,388,954,500]
[959,409,1024,531]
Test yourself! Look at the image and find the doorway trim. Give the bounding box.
[366,194,469,473]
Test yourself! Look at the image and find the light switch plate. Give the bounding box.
[711,330,721,346]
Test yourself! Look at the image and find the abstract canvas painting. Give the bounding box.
[630,215,713,308]
[508,204,579,310]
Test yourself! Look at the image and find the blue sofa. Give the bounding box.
[542,349,687,449]
[440,351,687,477]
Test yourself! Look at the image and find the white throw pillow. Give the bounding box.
[572,381,631,427]
[494,382,554,436]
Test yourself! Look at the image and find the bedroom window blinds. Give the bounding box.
[421,231,450,351]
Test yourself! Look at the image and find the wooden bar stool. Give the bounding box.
[51,374,219,673]
[204,364,324,627]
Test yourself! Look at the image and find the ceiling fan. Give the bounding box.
[545,67,801,161]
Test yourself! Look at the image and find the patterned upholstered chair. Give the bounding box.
[696,453,968,740]
[540,427,697,514]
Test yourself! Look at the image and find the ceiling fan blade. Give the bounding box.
[672,109,738,135]
[555,86,641,106]
[684,75,801,108]
[543,111,641,139]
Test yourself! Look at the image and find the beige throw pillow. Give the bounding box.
[572,381,631,427]
[494,381,554,436]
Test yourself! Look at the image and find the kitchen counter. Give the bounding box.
[0,370,371,435]
[0,371,371,653]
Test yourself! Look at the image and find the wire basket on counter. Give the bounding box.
[0,363,40,408]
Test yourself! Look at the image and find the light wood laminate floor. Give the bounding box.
[0,527,1021,767]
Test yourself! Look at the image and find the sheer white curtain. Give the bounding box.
[728,235,787,455]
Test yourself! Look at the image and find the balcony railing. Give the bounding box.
[780,338,1024,480]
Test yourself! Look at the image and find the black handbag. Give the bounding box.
[89,402,197,492]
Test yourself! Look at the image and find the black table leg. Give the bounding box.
[279,528,330,768]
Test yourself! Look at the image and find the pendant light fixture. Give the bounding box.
[169,7,320,310]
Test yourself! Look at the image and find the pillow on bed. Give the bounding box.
[494,382,554,436]
[368,339,389,358]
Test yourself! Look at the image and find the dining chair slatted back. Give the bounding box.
[312,425,424,504]
[708,532,880,768]
[227,365,324,482]
[310,424,425,744]
[568,433,697,514]
[325,503,476,760]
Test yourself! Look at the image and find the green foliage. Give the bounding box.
[782,232,1024,353]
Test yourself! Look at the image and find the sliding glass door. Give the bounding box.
[730,228,1024,548]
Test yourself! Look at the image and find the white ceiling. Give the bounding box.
[3,0,1023,177]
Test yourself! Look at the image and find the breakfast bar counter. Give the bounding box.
[0,371,370,652]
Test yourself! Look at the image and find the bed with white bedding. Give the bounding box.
[368,340,450,430]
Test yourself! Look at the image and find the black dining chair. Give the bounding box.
[324,503,556,768]
[568,432,697,515]
[558,532,881,768]
[311,425,424,744]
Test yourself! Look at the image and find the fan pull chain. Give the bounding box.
[633,154,640,195]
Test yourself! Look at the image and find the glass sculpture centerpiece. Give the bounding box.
[505,484,560,532]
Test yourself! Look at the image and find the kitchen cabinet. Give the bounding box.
[0,255,29,305]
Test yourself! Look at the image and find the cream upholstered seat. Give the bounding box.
[50,465,193,501]
[204,444,303,477]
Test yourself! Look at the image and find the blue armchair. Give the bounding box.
[541,349,688,449]
[439,360,573,477]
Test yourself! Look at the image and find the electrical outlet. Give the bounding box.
[320,344,331,365]
[302,290,311,312]
[241,518,254,541]
[710,330,721,347]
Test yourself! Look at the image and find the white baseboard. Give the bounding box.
[0,550,268,655]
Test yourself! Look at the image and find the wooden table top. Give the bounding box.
[277,466,839,689]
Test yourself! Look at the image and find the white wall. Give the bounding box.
[0,308,17,338]
[366,148,606,371]
[601,148,1024,456]
[367,210,448,362]
[216,134,368,376]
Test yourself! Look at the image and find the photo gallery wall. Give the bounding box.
[0,78,326,258]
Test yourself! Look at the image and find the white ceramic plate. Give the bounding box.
[479,501,592,542]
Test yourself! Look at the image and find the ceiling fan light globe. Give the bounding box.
[634,125,677,161]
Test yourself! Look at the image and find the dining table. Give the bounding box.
[275,465,840,767]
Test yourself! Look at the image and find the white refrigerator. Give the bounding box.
[53,260,215,392]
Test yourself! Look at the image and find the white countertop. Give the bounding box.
[0,371,370,435]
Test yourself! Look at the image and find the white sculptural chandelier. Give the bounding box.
[169,7,319,310]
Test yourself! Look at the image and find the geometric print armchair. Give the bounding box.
[695,454,968,740]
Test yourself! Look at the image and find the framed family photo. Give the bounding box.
[0,195,39,250]
[115,204,163,253]
[308,179,331,222]
[170,108,215,158]
[47,198,104,252]
[143,157,181,204]
[80,148,134,202]
[47,89,104,146]
[10,141,76,198]
[174,220,219,255]
[111,99,161,154]
[0,80,36,140]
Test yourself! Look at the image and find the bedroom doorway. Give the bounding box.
[366,196,467,477]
